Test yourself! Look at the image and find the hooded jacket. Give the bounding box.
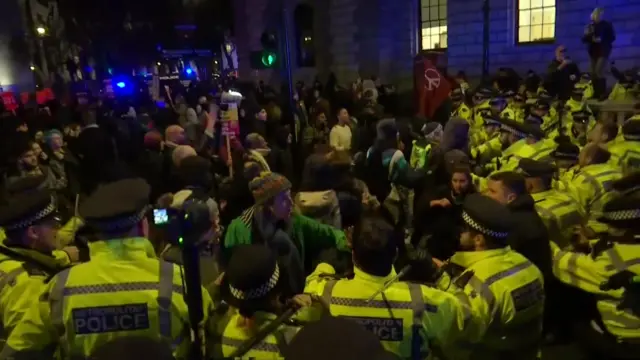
[441,117,470,153]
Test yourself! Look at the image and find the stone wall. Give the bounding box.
[447,0,640,80]
[233,0,419,88]
[234,0,640,88]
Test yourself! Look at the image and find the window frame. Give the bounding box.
[419,0,448,51]
[516,0,557,45]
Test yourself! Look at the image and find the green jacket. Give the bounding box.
[223,207,349,273]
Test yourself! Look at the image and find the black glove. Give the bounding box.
[400,244,440,284]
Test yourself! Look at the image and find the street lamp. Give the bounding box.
[34,26,49,83]
[30,65,35,71]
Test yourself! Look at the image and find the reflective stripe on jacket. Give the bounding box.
[551,242,640,339]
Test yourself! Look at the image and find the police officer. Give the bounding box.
[574,73,594,100]
[484,118,546,174]
[551,139,581,192]
[518,158,584,248]
[300,214,468,359]
[608,119,640,172]
[0,189,66,337]
[512,93,527,122]
[568,144,623,231]
[436,193,545,360]
[470,115,502,163]
[551,173,640,358]
[0,175,81,263]
[566,88,587,114]
[215,244,304,359]
[535,101,559,135]
[551,109,593,146]
[472,88,494,131]
[0,178,216,359]
[489,97,507,119]
[451,88,471,123]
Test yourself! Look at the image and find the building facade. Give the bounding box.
[0,0,66,91]
[234,0,640,90]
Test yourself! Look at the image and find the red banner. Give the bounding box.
[36,88,54,105]
[415,58,451,119]
[20,92,30,105]
[1,92,17,111]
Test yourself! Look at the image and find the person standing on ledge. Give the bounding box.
[582,7,615,100]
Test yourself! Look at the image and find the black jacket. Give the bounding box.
[507,195,552,278]
[546,59,580,99]
[582,20,615,58]
[414,185,473,259]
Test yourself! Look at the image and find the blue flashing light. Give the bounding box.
[116,81,126,89]
[185,68,193,75]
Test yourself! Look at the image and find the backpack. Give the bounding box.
[294,190,341,229]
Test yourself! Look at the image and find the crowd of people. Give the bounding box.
[0,59,638,360]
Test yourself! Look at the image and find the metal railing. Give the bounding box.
[586,100,637,124]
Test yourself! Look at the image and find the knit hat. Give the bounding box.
[249,172,292,205]
[444,149,471,174]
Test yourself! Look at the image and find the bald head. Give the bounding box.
[172,145,197,167]
[165,125,185,145]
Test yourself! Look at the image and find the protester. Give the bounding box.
[223,172,349,295]
[583,7,616,99]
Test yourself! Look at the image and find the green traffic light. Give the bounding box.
[261,52,276,67]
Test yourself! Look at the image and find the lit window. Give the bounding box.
[420,0,447,50]
[517,0,556,43]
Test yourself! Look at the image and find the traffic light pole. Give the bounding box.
[280,0,296,118]
[482,0,490,80]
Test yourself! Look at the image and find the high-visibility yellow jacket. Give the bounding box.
[0,230,74,268]
[437,247,545,360]
[566,163,623,220]
[56,217,84,247]
[214,310,300,359]
[0,245,66,338]
[0,238,216,360]
[453,103,473,123]
[472,102,491,131]
[551,241,640,339]
[608,83,634,101]
[608,140,640,174]
[574,82,594,100]
[471,136,502,166]
[531,190,584,248]
[483,139,529,174]
[299,263,469,359]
